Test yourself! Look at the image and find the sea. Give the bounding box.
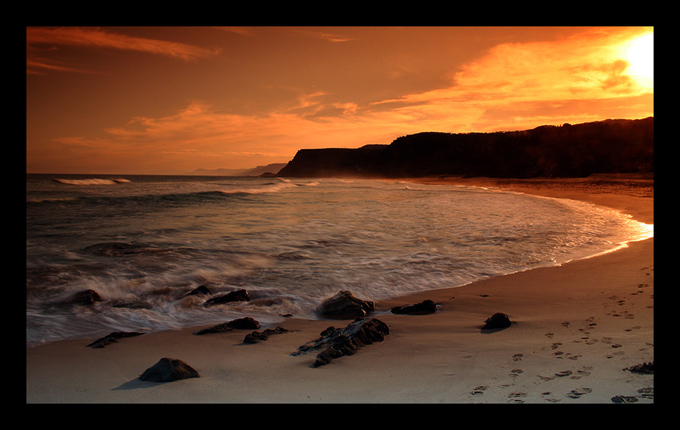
[26,174,653,347]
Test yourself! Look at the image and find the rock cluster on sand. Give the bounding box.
[293,318,390,367]
[243,326,289,344]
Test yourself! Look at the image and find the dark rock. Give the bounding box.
[482,312,511,330]
[203,289,250,307]
[293,318,390,367]
[186,285,212,297]
[138,358,199,382]
[624,361,654,374]
[317,290,375,319]
[193,317,261,335]
[87,331,145,348]
[243,326,288,344]
[70,289,101,306]
[391,299,437,315]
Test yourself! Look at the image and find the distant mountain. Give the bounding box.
[277,118,653,178]
[190,163,287,177]
[242,163,288,176]
[190,168,249,176]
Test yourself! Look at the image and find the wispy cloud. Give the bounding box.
[26,27,219,74]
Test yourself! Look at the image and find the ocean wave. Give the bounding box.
[26,176,653,347]
[54,178,131,185]
[216,181,297,195]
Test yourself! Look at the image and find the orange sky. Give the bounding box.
[26,26,654,175]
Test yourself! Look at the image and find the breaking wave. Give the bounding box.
[54,178,131,185]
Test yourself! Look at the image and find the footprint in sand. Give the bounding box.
[637,386,654,400]
[512,353,523,361]
[542,392,561,403]
[508,391,527,403]
[566,387,592,399]
[577,367,592,377]
[555,370,573,377]
[470,385,488,396]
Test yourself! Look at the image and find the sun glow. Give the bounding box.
[621,32,654,91]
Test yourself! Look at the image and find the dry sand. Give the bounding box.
[26,176,654,404]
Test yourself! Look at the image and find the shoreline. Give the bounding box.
[26,176,654,403]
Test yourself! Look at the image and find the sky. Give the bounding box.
[26,26,654,175]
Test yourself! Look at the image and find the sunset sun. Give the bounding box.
[621,32,654,90]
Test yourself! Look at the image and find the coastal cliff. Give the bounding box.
[277,117,653,178]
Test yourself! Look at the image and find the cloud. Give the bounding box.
[364,27,652,132]
[26,27,219,74]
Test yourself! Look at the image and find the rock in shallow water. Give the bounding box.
[203,289,250,307]
[69,289,101,306]
[139,358,199,382]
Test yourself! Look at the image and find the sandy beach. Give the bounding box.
[26,175,654,404]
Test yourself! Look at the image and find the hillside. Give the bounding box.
[277,118,653,178]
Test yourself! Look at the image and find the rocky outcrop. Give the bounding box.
[138,358,200,382]
[390,299,437,315]
[87,331,144,348]
[293,318,390,367]
[193,317,261,335]
[317,290,375,319]
[277,118,653,179]
[277,145,387,178]
[203,289,250,307]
